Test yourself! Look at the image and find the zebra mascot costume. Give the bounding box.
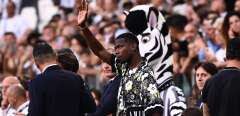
[124,5,186,116]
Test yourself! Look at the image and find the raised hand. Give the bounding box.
[76,0,88,27]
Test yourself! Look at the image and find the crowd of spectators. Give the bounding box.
[0,0,240,115]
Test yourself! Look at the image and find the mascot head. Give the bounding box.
[124,5,173,89]
[125,5,167,35]
[124,5,171,59]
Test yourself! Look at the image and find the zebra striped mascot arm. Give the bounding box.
[124,5,187,116]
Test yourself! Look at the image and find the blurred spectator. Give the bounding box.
[210,0,226,17]
[234,0,240,12]
[1,76,20,116]
[6,84,29,115]
[2,32,17,75]
[221,11,240,42]
[0,1,30,39]
[188,62,218,109]
[41,24,62,49]
[167,14,191,91]
[87,47,120,116]
[0,0,22,18]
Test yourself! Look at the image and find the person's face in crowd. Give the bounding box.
[203,19,216,39]
[229,15,240,36]
[234,0,240,12]
[1,76,19,99]
[62,25,75,37]
[67,14,78,25]
[101,62,115,79]
[81,52,91,65]
[4,34,16,45]
[114,38,134,63]
[195,67,211,91]
[210,0,225,13]
[42,27,56,42]
[104,0,117,12]
[6,90,16,108]
[70,38,84,54]
[184,23,197,41]
[6,1,15,17]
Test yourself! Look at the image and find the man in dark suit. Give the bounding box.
[28,42,96,116]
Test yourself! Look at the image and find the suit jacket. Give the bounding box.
[88,76,121,116]
[28,65,96,116]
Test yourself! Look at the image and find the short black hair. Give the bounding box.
[115,32,139,45]
[166,14,188,33]
[33,42,56,63]
[226,38,240,60]
[57,48,79,73]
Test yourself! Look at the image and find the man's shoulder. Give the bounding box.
[61,69,83,79]
[213,67,240,80]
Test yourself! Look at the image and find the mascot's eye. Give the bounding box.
[141,36,150,43]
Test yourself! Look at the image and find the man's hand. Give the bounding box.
[76,0,88,27]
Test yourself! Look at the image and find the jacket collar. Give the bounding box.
[42,64,61,73]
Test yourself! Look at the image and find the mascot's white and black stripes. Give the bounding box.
[124,5,187,116]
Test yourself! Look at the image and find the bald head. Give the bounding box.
[1,76,20,98]
[7,84,26,99]
[6,84,27,109]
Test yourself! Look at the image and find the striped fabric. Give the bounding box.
[125,5,187,116]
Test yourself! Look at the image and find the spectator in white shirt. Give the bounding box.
[0,1,30,40]
[6,84,29,116]
[0,0,22,18]
[1,76,20,116]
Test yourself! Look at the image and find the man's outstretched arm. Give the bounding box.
[76,0,112,65]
